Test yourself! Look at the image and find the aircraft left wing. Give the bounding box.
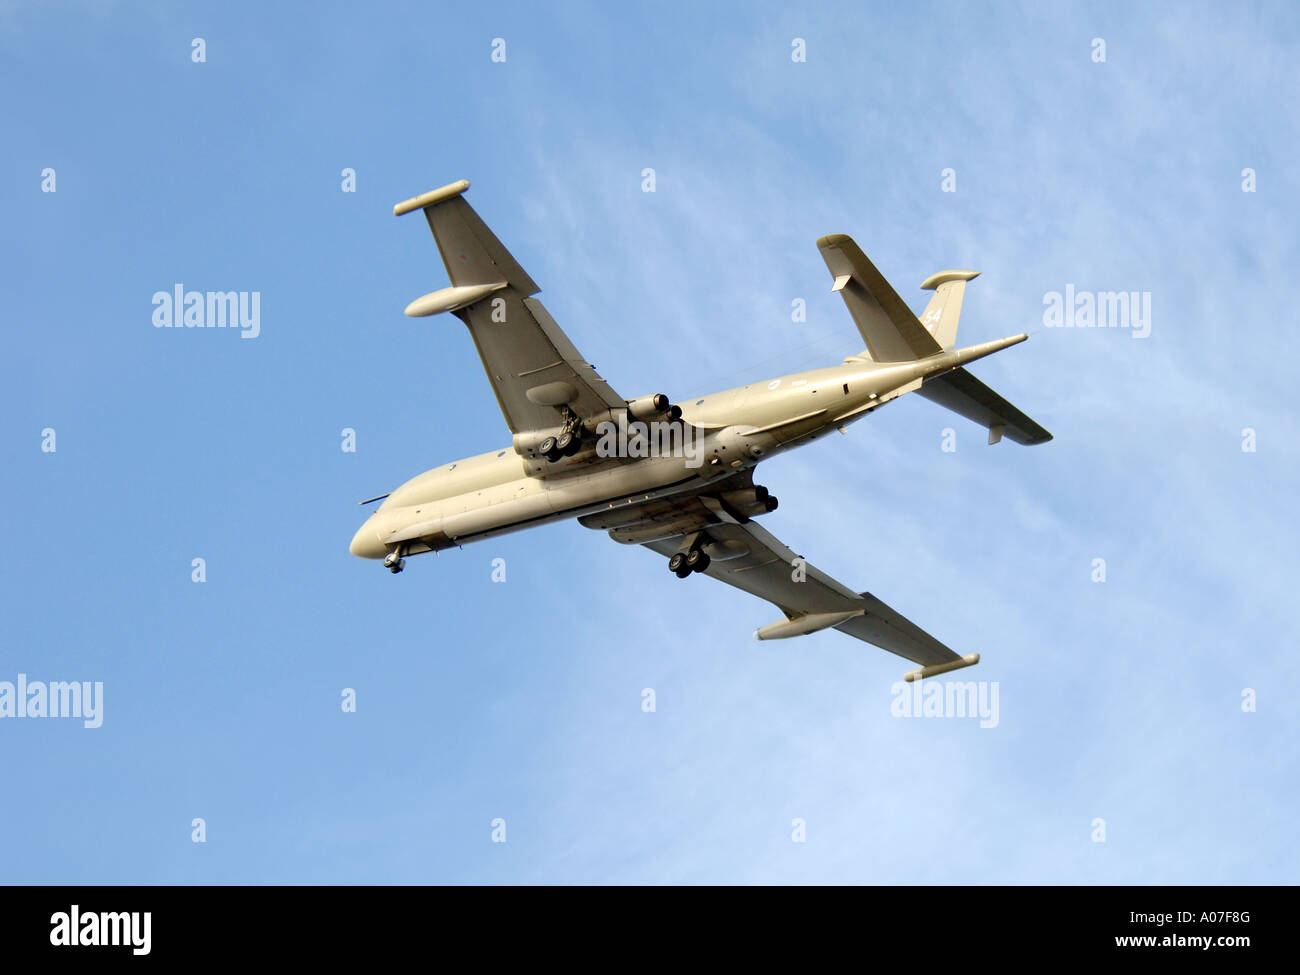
[589,479,980,681]
[394,180,627,434]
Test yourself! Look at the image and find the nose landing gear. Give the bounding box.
[383,546,407,574]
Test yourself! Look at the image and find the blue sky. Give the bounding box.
[1,0,1296,883]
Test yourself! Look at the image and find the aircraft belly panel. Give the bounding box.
[441,483,554,539]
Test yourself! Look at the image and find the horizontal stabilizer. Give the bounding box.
[917,367,1052,445]
[818,234,943,362]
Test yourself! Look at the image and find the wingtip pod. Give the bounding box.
[393,179,471,216]
[816,232,852,249]
[903,653,980,682]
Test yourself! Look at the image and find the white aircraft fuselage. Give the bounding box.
[349,335,1020,561]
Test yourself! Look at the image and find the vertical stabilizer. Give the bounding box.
[918,269,980,350]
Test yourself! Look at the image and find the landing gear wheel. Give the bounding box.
[557,430,582,456]
[383,549,406,574]
[685,549,711,573]
[538,436,559,461]
[387,558,406,574]
[668,552,688,575]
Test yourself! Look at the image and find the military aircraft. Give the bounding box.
[350,180,1051,681]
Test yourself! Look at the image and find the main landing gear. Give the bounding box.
[538,407,586,464]
[668,545,710,578]
[537,429,583,463]
[383,546,406,574]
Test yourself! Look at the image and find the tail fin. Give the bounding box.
[913,269,1052,444]
[918,269,980,350]
[817,234,1051,445]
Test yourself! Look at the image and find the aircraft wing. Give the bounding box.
[394,180,626,434]
[588,477,979,680]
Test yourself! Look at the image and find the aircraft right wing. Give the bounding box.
[585,475,979,680]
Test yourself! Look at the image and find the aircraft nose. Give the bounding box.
[349,520,386,560]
